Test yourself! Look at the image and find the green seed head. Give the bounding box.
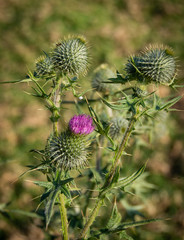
[91,64,117,93]
[51,35,89,76]
[109,117,129,139]
[35,55,54,78]
[125,45,176,85]
[45,131,90,171]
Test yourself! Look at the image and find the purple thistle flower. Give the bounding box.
[69,114,95,135]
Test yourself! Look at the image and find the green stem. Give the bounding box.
[45,98,59,136]
[53,118,59,136]
[77,198,104,240]
[59,193,69,240]
[50,77,69,239]
[77,114,136,239]
[50,76,63,98]
[47,77,63,136]
[102,114,136,189]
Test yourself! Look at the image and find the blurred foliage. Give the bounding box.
[0,0,184,239]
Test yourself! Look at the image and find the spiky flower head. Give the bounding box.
[109,117,129,139]
[91,64,117,93]
[51,35,89,76]
[69,114,95,135]
[45,114,94,171]
[35,55,54,77]
[125,45,176,85]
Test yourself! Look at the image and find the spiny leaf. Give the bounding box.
[115,218,164,231]
[107,71,127,84]
[31,86,43,97]
[45,188,61,229]
[114,163,146,189]
[60,185,71,199]
[0,78,33,84]
[159,96,182,110]
[106,200,122,229]
[87,101,104,134]
[72,87,92,98]
[101,163,146,196]
[60,178,74,186]
[33,181,53,189]
[28,70,48,97]
[86,99,116,147]
[96,218,164,237]
[40,189,53,204]
[171,84,184,88]
[168,107,184,111]
[9,209,43,219]
[19,163,50,178]
[100,163,147,196]
[102,98,129,111]
[30,149,45,155]
[119,231,134,240]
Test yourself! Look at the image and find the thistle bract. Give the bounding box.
[35,55,54,77]
[46,115,94,170]
[125,46,176,85]
[51,36,89,76]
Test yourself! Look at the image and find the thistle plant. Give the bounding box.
[2,36,183,240]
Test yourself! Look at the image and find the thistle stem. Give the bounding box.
[77,198,104,240]
[52,79,60,136]
[59,193,69,240]
[102,114,136,189]
[77,114,136,239]
[51,77,69,239]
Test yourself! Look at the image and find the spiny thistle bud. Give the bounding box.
[51,35,89,76]
[125,45,176,85]
[35,55,54,77]
[109,117,129,139]
[91,64,117,93]
[46,115,94,170]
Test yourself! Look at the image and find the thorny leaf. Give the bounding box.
[106,200,122,229]
[45,187,61,229]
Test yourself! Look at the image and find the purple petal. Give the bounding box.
[69,114,95,135]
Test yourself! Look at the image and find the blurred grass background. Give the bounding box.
[0,0,184,239]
